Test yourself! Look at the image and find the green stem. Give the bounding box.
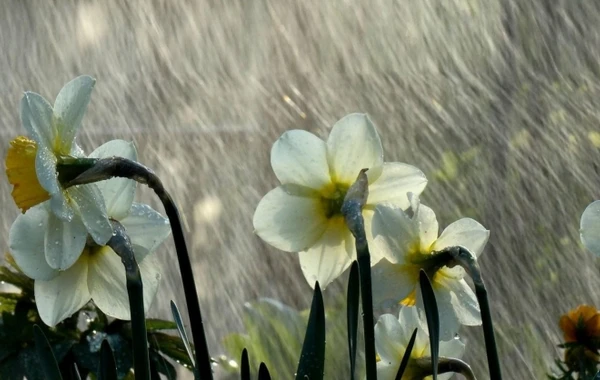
[342,169,377,380]
[447,246,502,380]
[66,157,212,380]
[107,221,150,380]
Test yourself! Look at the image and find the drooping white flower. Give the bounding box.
[6,76,114,270]
[9,140,171,327]
[375,307,465,380]
[581,200,600,256]
[253,114,427,288]
[371,196,489,339]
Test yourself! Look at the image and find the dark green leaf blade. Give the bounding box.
[419,270,439,380]
[240,348,250,380]
[98,340,118,380]
[395,328,418,380]
[258,362,271,380]
[33,324,63,380]
[170,300,196,369]
[347,261,359,380]
[295,282,325,380]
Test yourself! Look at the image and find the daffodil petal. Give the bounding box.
[21,92,54,148]
[445,278,481,326]
[367,163,427,209]
[376,362,400,380]
[270,130,331,190]
[253,185,327,252]
[371,259,415,308]
[35,144,60,195]
[327,113,384,185]
[120,203,171,261]
[375,314,405,364]
[53,75,95,150]
[432,218,489,257]
[397,306,428,347]
[438,338,466,380]
[298,219,353,288]
[363,208,382,263]
[372,204,418,264]
[581,200,600,256]
[44,212,87,270]
[415,203,439,251]
[89,140,137,219]
[35,256,90,327]
[88,247,160,320]
[69,184,112,245]
[9,205,57,280]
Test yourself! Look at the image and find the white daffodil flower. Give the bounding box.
[6,76,113,271]
[581,200,600,255]
[253,113,427,288]
[8,140,171,327]
[375,307,465,380]
[371,196,489,339]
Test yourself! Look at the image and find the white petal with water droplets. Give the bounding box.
[9,205,57,280]
[120,203,171,261]
[433,218,489,257]
[21,92,54,148]
[367,163,427,209]
[44,212,87,270]
[581,200,600,256]
[35,256,90,327]
[89,140,137,219]
[298,219,354,289]
[327,114,384,185]
[253,186,327,252]
[372,204,418,264]
[53,75,95,151]
[69,184,112,245]
[271,130,331,190]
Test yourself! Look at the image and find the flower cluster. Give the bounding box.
[5,76,170,326]
[253,113,490,361]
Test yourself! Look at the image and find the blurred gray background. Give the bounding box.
[2,0,600,378]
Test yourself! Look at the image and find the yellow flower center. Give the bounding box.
[319,183,349,218]
[399,244,448,306]
[5,136,50,212]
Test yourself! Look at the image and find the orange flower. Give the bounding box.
[559,305,600,348]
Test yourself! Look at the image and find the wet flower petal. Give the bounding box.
[271,130,331,190]
[298,218,353,288]
[35,256,91,327]
[53,76,95,151]
[327,113,384,185]
[367,163,427,209]
[120,203,171,261]
[21,92,54,148]
[70,185,113,245]
[581,200,600,256]
[432,218,490,256]
[89,140,137,219]
[44,211,88,270]
[253,186,328,252]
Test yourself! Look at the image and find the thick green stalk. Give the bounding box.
[342,169,377,380]
[66,157,212,380]
[107,221,150,380]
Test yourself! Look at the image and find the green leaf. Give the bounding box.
[0,292,22,313]
[241,348,250,380]
[395,328,418,380]
[346,261,359,380]
[98,340,118,380]
[258,362,271,380]
[149,349,176,380]
[0,267,33,293]
[145,319,177,332]
[149,332,194,369]
[419,270,439,380]
[33,325,63,380]
[295,282,325,380]
[170,300,195,368]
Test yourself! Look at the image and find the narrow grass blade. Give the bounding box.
[170,300,196,369]
[347,261,360,380]
[295,282,325,380]
[419,270,439,380]
[395,328,418,380]
[258,362,271,380]
[240,348,250,380]
[72,363,82,380]
[33,325,63,380]
[98,340,118,380]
